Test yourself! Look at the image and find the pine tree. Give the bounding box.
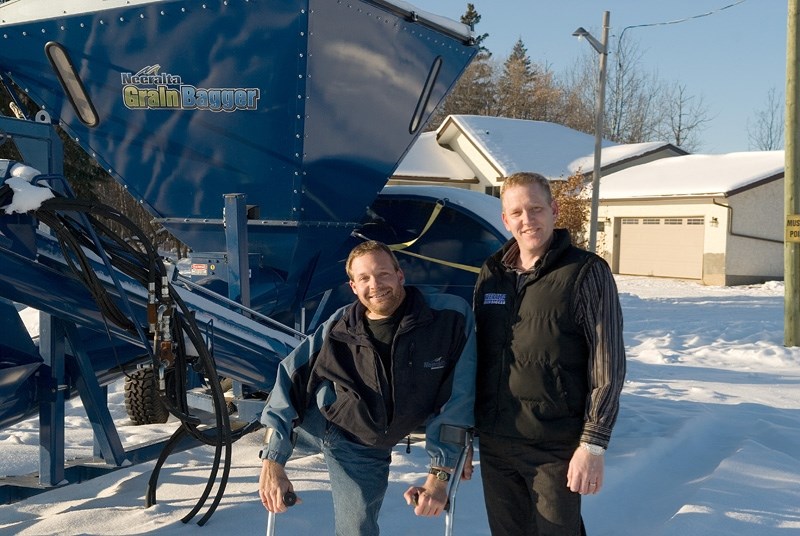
[496,39,535,119]
[460,3,489,51]
[493,38,567,124]
[427,4,495,128]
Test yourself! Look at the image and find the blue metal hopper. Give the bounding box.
[0,0,476,285]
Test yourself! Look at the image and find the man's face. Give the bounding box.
[501,183,558,261]
[348,250,406,319]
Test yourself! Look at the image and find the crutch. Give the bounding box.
[440,425,474,536]
[266,491,297,536]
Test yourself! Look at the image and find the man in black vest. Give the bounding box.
[473,172,626,535]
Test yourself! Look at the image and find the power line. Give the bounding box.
[617,0,748,44]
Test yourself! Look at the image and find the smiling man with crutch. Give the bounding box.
[257,241,476,535]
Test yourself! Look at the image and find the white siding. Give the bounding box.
[724,180,784,280]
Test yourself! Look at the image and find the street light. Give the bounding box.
[573,11,610,254]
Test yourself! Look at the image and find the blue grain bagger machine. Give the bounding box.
[0,0,508,520]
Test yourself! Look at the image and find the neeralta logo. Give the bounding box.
[121,65,260,112]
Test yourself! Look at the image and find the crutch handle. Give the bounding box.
[266,491,298,536]
[282,491,297,507]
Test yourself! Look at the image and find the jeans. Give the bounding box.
[321,424,392,536]
[479,433,582,536]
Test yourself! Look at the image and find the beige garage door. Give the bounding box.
[618,217,705,279]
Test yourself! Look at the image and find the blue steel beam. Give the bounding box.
[223,193,251,308]
[0,115,63,178]
[64,322,127,467]
[38,314,66,487]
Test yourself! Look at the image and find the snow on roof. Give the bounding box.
[448,115,610,179]
[598,150,785,199]
[569,141,675,173]
[440,115,677,180]
[393,132,476,181]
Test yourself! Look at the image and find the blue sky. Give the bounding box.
[410,0,787,153]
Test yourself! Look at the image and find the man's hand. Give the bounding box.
[404,472,450,517]
[566,446,604,495]
[259,459,301,512]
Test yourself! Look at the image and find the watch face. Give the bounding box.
[432,470,449,481]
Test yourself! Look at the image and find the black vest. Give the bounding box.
[474,230,595,443]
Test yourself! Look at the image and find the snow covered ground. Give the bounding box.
[1,275,798,535]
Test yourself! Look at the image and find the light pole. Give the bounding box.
[573,11,610,254]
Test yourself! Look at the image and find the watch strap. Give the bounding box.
[580,442,606,456]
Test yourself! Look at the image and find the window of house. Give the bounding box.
[485,186,501,198]
[643,218,660,225]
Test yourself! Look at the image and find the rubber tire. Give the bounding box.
[124,367,170,425]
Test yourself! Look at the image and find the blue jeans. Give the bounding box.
[321,424,392,536]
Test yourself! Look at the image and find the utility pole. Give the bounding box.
[572,11,610,254]
[786,0,800,346]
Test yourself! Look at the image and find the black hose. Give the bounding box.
[175,306,232,525]
[145,424,189,507]
[24,194,243,526]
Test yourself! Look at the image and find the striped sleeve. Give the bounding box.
[575,259,626,448]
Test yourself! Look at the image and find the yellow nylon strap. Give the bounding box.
[388,200,445,250]
[387,200,481,274]
[393,248,481,274]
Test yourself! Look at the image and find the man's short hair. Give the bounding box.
[500,172,553,204]
[345,240,401,280]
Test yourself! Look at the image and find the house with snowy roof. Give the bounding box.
[596,151,784,286]
[391,115,785,286]
[391,115,686,193]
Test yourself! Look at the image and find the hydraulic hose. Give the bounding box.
[18,192,247,526]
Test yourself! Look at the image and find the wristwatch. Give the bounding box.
[429,468,451,482]
[580,442,606,456]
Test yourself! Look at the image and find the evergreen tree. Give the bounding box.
[493,39,566,124]
[428,4,495,129]
[496,39,536,119]
[460,3,489,51]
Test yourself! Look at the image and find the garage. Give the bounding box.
[617,217,705,279]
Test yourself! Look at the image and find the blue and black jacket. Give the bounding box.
[260,286,476,468]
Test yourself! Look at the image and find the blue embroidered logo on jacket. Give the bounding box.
[424,356,447,370]
[483,293,506,305]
